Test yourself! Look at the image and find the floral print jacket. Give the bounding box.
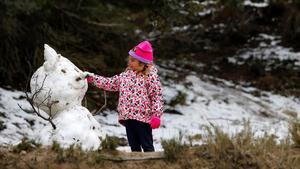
[89,66,163,124]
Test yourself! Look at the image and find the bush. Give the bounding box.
[101,135,119,151]
[169,91,187,106]
[13,138,41,153]
[203,122,260,168]
[161,132,187,162]
[289,119,300,147]
[0,0,135,89]
[51,141,63,153]
[53,143,84,163]
[218,0,244,8]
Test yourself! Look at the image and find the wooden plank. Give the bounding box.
[99,151,165,161]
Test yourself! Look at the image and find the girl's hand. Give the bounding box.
[150,116,160,129]
[83,71,94,78]
[83,71,94,83]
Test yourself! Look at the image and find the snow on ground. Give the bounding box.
[1,64,299,151]
[244,0,269,8]
[0,88,48,146]
[228,34,300,68]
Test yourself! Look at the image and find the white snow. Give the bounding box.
[0,88,48,146]
[1,62,299,151]
[38,105,104,150]
[198,9,215,17]
[228,34,300,68]
[201,0,217,6]
[244,0,269,8]
[172,25,191,33]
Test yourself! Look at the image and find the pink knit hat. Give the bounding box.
[128,41,153,64]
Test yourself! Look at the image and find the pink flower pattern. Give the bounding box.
[89,66,163,124]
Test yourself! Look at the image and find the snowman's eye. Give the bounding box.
[61,69,66,73]
[75,77,82,81]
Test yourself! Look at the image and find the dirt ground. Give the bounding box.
[0,147,203,169]
[1,145,300,169]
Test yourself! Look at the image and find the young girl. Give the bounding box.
[84,41,163,152]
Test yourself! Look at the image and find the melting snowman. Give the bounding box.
[30,44,105,150]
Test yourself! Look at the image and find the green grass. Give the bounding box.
[100,135,119,151]
[13,138,41,153]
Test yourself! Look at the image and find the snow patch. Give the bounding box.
[228,34,300,68]
[244,0,269,8]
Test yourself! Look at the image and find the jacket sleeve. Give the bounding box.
[148,71,164,118]
[89,73,121,92]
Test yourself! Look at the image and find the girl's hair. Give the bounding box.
[140,62,151,76]
[126,61,153,77]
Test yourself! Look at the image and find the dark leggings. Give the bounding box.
[125,119,154,152]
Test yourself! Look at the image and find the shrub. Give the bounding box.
[161,132,187,162]
[53,143,84,163]
[101,135,119,151]
[51,141,62,153]
[169,91,187,106]
[203,122,260,168]
[289,119,300,147]
[13,138,41,153]
[218,0,244,8]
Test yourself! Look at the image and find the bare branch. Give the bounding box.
[19,63,57,129]
[31,75,48,101]
[18,88,57,129]
[93,91,107,115]
[84,96,87,108]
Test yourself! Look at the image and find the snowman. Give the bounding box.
[30,44,105,150]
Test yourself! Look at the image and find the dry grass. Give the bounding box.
[100,135,119,151]
[1,121,300,169]
[161,132,188,162]
[196,121,300,169]
[289,119,300,148]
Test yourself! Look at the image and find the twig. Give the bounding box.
[84,96,87,108]
[19,63,57,129]
[18,99,56,130]
[93,91,107,115]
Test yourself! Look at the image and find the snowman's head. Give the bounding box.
[30,44,88,116]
